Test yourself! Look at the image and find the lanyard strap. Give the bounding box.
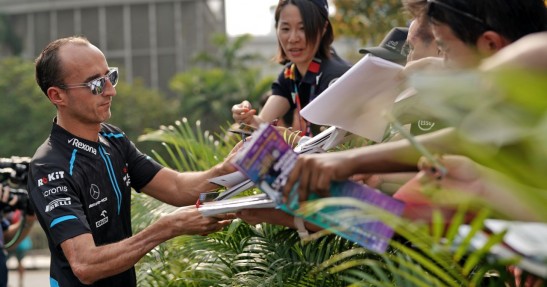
[289,58,322,136]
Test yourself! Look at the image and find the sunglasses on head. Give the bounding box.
[59,67,119,95]
[427,0,488,27]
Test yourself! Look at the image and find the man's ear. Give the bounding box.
[47,87,65,106]
[476,31,510,55]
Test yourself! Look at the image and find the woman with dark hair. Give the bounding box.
[232,0,350,137]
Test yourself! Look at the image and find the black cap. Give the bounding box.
[359,27,409,64]
[309,0,329,18]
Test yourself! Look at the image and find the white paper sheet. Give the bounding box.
[301,54,404,142]
[208,171,248,188]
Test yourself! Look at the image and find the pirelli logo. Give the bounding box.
[45,197,71,212]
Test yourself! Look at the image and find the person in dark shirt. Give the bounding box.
[28,36,238,287]
[231,0,351,137]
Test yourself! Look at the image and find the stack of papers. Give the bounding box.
[198,194,276,217]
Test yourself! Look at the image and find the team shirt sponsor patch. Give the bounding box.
[45,197,71,212]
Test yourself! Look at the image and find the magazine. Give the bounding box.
[230,123,405,253]
[207,126,352,202]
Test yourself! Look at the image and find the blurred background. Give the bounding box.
[0,1,409,286]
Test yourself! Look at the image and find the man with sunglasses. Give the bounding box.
[28,36,238,286]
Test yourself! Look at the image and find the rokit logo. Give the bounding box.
[37,171,65,187]
[68,138,97,155]
[96,210,109,228]
[43,186,68,197]
[45,197,71,212]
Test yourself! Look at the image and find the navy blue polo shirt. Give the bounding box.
[28,121,163,287]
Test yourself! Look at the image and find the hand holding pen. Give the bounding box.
[232,100,257,125]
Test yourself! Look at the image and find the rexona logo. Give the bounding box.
[68,138,97,155]
[37,171,65,187]
[45,197,71,212]
[43,186,68,197]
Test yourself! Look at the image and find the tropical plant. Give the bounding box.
[169,34,274,133]
[134,67,546,286]
[135,119,360,286]
[0,57,55,157]
[303,68,547,285]
[331,0,409,45]
[0,57,178,157]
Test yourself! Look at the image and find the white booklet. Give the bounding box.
[198,194,276,217]
[294,126,352,154]
[301,54,404,142]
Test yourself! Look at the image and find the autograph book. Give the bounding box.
[224,123,405,253]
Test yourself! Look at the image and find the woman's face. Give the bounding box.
[276,4,321,71]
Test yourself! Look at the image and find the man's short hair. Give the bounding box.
[427,0,547,46]
[35,36,90,96]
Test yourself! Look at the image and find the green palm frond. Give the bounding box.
[138,117,230,171]
[134,68,546,286]
[298,196,514,287]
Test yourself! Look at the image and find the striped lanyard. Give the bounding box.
[289,58,322,136]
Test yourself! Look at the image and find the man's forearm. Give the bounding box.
[348,127,460,174]
[62,215,176,284]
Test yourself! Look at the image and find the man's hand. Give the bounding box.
[166,207,235,236]
[282,152,356,204]
[218,140,246,175]
[232,100,257,126]
[394,155,484,204]
[0,184,18,208]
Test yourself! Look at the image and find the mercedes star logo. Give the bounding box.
[90,184,100,199]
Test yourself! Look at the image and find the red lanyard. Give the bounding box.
[288,59,322,137]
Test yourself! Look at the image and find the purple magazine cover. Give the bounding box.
[232,124,405,253]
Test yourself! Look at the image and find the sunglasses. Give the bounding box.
[427,0,487,27]
[59,67,119,95]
